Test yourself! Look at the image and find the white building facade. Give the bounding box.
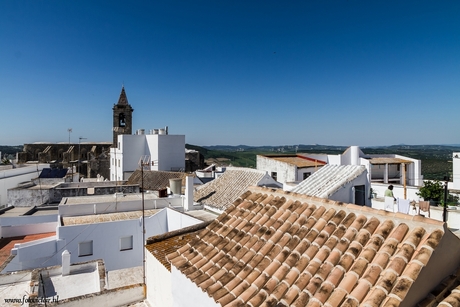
[3,199,202,273]
[0,164,49,207]
[110,129,185,181]
[256,155,326,187]
[453,152,460,191]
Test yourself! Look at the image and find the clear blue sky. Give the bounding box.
[1,1,459,146]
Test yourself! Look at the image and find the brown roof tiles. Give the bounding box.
[166,186,460,307]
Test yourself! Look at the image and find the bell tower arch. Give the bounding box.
[112,86,134,147]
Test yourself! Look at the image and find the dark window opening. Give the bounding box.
[119,113,126,127]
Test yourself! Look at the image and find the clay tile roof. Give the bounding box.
[292,165,366,198]
[126,169,190,191]
[146,221,211,271]
[168,186,460,307]
[194,167,281,211]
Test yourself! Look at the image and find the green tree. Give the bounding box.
[417,180,459,206]
[416,180,443,201]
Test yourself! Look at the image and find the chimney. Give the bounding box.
[185,176,194,211]
[62,250,71,276]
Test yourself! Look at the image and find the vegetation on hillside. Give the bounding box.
[186,144,459,180]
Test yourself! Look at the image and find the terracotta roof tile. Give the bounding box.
[168,186,457,307]
[126,169,189,191]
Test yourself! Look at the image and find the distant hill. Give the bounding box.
[0,145,23,158]
[188,144,460,180]
[3,143,459,180]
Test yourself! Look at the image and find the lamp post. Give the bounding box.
[78,137,87,180]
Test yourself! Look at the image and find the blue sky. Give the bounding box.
[1,1,459,146]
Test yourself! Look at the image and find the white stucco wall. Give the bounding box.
[328,172,370,207]
[156,135,186,171]
[256,155,296,184]
[166,208,203,231]
[0,214,57,238]
[371,183,421,201]
[171,266,220,307]
[453,153,460,190]
[5,208,202,273]
[110,133,185,179]
[296,167,318,182]
[146,250,173,307]
[0,164,49,207]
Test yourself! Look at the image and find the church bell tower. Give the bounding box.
[112,86,134,147]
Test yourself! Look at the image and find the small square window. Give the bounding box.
[120,236,133,251]
[79,241,93,257]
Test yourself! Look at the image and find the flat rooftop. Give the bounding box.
[0,272,31,302]
[0,233,56,268]
[62,209,161,226]
[41,266,100,300]
[0,207,58,217]
[262,155,327,168]
[185,209,218,222]
[106,266,143,289]
[61,192,166,205]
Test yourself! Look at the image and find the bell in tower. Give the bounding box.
[112,86,134,147]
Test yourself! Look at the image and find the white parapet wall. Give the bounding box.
[0,214,57,238]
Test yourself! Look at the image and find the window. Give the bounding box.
[78,241,93,257]
[271,172,277,181]
[303,172,311,180]
[118,159,120,167]
[120,236,133,251]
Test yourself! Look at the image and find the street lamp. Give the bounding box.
[78,137,87,179]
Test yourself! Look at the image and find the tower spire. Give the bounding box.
[117,86,129,105]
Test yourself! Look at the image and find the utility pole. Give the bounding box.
[139,155,150,289]
[443,175,449,223]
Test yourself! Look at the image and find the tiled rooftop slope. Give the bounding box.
[127,169,189,191]
[292,165,366,198]
[194,168,271,211]
[168,186,457,307]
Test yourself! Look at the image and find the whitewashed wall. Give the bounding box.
[329,172,371,207]
[56,210,169,271]
[58,196,183,217]
[453,153,460,190]
[171,266,220,307]
[371,183,421,201]
[158,135,185,171]
[256,155,296,185]
[5,208,202,272]
[166,208,203,231]
[0,164,49,207]
[146,250,173,307]
[4,236,58,272]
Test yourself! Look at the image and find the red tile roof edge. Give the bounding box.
[247,186,445,230]
[146,221,212,245]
